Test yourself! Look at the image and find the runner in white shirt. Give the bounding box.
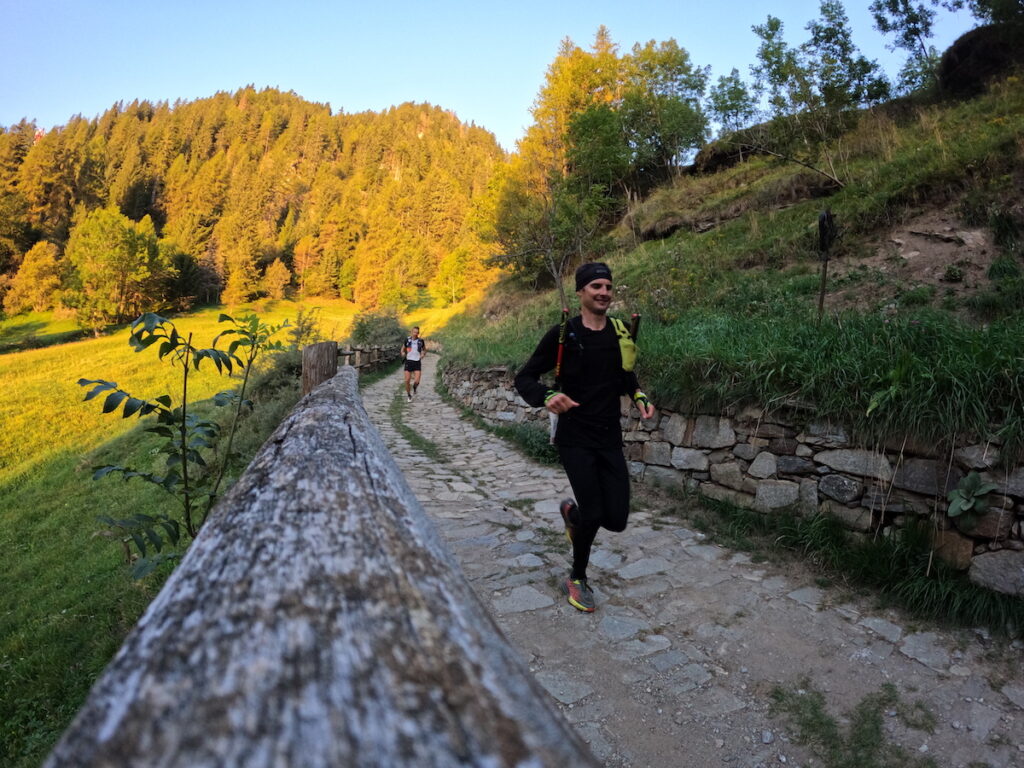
[402,326,427,400]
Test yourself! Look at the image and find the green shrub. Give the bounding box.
[348,309,405,347]
[941,264,964,283]
[988,255,1021,280]
[965,277,1024,320]
[899,284,935,306]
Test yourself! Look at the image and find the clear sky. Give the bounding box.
[1,0,977,151]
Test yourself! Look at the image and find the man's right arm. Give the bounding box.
[513,325,560,407]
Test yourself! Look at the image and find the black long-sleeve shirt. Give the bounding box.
[514,316,639,448]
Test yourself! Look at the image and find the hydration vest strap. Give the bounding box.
[610,317,637,372]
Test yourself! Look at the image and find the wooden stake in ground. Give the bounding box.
[817,208,838,323]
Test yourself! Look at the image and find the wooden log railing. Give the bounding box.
[301,341,401,395]
[45,367,597,767]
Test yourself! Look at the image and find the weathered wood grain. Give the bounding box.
[301,341,338,395]
[45,368,597,767]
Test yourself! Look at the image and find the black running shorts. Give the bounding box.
[404,360,422,372]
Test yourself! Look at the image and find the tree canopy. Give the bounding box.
[0,88,506,322]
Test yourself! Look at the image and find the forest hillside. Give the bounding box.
[0,88,505,330]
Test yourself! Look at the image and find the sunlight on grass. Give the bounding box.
[0,299,357,487]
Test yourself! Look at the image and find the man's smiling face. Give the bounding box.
[578,279,613,315]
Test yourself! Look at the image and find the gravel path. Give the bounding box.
[362,356,1024,768]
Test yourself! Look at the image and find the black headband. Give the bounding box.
[575,262,612,291]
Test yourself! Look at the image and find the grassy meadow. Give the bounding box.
[0,298,363,767]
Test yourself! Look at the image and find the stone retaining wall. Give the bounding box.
[440,363,1024,599]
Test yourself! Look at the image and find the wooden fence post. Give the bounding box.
[301,340,338,395]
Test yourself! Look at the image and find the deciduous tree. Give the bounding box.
[63,207,169,330]
[262,257,291,299]
[3,241,62,314]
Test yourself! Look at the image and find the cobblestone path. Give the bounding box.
[361,356,1024,768]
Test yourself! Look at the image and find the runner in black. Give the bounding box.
[403,326,427,400]
[514,263,655,612]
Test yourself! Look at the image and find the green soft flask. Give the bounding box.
[610,317,636,372]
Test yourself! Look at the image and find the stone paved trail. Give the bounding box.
[362,357,1024,768]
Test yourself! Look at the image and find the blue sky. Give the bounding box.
[1,0,976,151]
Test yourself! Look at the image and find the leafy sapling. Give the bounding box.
[78,312,287,577]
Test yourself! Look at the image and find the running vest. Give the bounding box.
[609,317,637,372]
[405,337,425,361]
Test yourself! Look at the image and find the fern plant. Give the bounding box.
[79,312,287,577]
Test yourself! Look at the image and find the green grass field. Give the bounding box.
[0,298,358,767]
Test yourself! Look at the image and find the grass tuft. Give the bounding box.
[771,679,939,768]
[680,495,1024,638]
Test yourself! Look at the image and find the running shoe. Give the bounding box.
[561,577,595,612]
[559,498,579,545]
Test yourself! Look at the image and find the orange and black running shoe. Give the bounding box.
[559,498,579,545]
[561,577,595,612]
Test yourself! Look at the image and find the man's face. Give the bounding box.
[411,328,419,338]
[578,279,613,315]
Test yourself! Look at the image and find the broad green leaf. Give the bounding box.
[122,398,145,418]
[82,381,116,401]
[131,557,159,579]
[214,391,236,407]
[92,465,122,480]
[130,533,147,557]
[159,520,181,546]
[144,527,163,551]
[102,391,128,413]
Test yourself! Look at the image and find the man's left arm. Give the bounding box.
[622,370,655,419]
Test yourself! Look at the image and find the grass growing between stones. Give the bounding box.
[387,386,447,462]
[536,524,571,552]
[770,680,938,768]
[674,494,1024,639]
[505,498,539,513]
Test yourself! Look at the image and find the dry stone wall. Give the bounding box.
[441,364,1024,600]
